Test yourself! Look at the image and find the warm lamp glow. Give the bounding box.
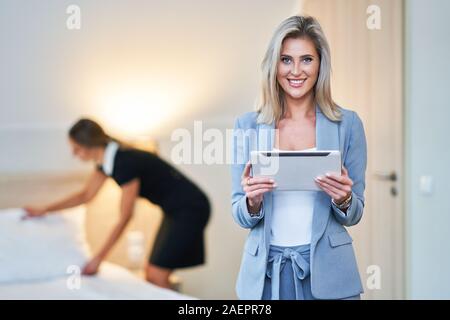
[97,86,174,138]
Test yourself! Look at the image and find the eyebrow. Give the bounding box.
[280,54,314,59]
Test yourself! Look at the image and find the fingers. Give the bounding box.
[318,166,352,201]
[246,188,272,200]
[82,261,100,276]
[241,161,252,179]
[315,178,348,198]
[83,270,96,276]
[82,265,92,275]
[322,172,353,186]
[316,176,352,194]
[244,183,276,193]
[21,208,36,220]
[241,161,275,182]
[247,176,275,185]
[23,206,39,214]
[342,166,348,176]
[21,211,41,219]
[315,181,343,200]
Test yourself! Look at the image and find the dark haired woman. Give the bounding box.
[24,118,210,288]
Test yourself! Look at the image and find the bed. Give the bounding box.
[0,173,194,300]
[0,262,192,300]
[0,206,193,300]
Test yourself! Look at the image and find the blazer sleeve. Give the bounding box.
[332,111,368,226]
[230,117,265,229]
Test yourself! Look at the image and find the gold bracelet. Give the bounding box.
[333,193,352,209]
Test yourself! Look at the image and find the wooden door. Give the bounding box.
[302,0,404,299]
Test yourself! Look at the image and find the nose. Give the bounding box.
[291,61,301,77]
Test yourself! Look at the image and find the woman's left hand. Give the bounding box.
[314,166,353,205]
[82,256,102,276]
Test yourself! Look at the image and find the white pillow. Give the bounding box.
[0,206,91,284]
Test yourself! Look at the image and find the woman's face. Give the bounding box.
[69,138,96,162]
[276,36,320,102]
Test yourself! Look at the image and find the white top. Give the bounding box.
[270,147,318,246]
[102,141,119,176]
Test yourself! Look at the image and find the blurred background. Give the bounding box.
[0,0,449,299]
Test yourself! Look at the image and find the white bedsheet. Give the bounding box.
[0,262,194,300]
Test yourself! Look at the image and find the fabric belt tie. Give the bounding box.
[266,245,310,300]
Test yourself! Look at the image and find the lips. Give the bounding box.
[288,78,306,88]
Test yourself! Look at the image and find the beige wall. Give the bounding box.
[0,0,300,299]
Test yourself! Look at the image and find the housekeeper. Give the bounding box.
[25,118,210,288]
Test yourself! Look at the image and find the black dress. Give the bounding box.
[97,147,210,269]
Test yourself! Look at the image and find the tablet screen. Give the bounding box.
[250,150,341,191]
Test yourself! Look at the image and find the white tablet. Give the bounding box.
[250,150,342,191]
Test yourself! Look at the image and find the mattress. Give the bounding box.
[0,262,194,300]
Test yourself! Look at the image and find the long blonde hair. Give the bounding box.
[256,15,341,124]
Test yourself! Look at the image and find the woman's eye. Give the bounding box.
[303,57,313,64]
[281,57,292,64]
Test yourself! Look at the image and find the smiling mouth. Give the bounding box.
[288,78,307,87]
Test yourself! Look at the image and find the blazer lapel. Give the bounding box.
[311,105,340,244]
[256,121,275,251]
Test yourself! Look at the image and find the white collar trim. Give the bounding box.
[102,141,119,176]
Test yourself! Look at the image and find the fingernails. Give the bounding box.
[325,173,332,177]
[315,176,323,181]
[270,179,275,183]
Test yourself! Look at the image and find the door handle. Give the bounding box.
[373,171,398,196]
[373,171,397,182]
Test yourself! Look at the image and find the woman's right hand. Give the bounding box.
[23,206,48,219]
[241,161,276,214]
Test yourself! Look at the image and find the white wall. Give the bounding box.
[0,0,297,174]
[0,0,298,298]
[405,0,450,299]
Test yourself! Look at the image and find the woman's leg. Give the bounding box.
[145,263,172,289]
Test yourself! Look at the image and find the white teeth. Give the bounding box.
[289,79,305,85]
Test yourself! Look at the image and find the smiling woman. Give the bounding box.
[277,38,319,105]
[231,15,368,300]
[256,16,339,125]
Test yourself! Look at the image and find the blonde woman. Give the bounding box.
[231,16,367,300]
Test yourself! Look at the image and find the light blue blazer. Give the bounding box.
[230,105,367,300]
